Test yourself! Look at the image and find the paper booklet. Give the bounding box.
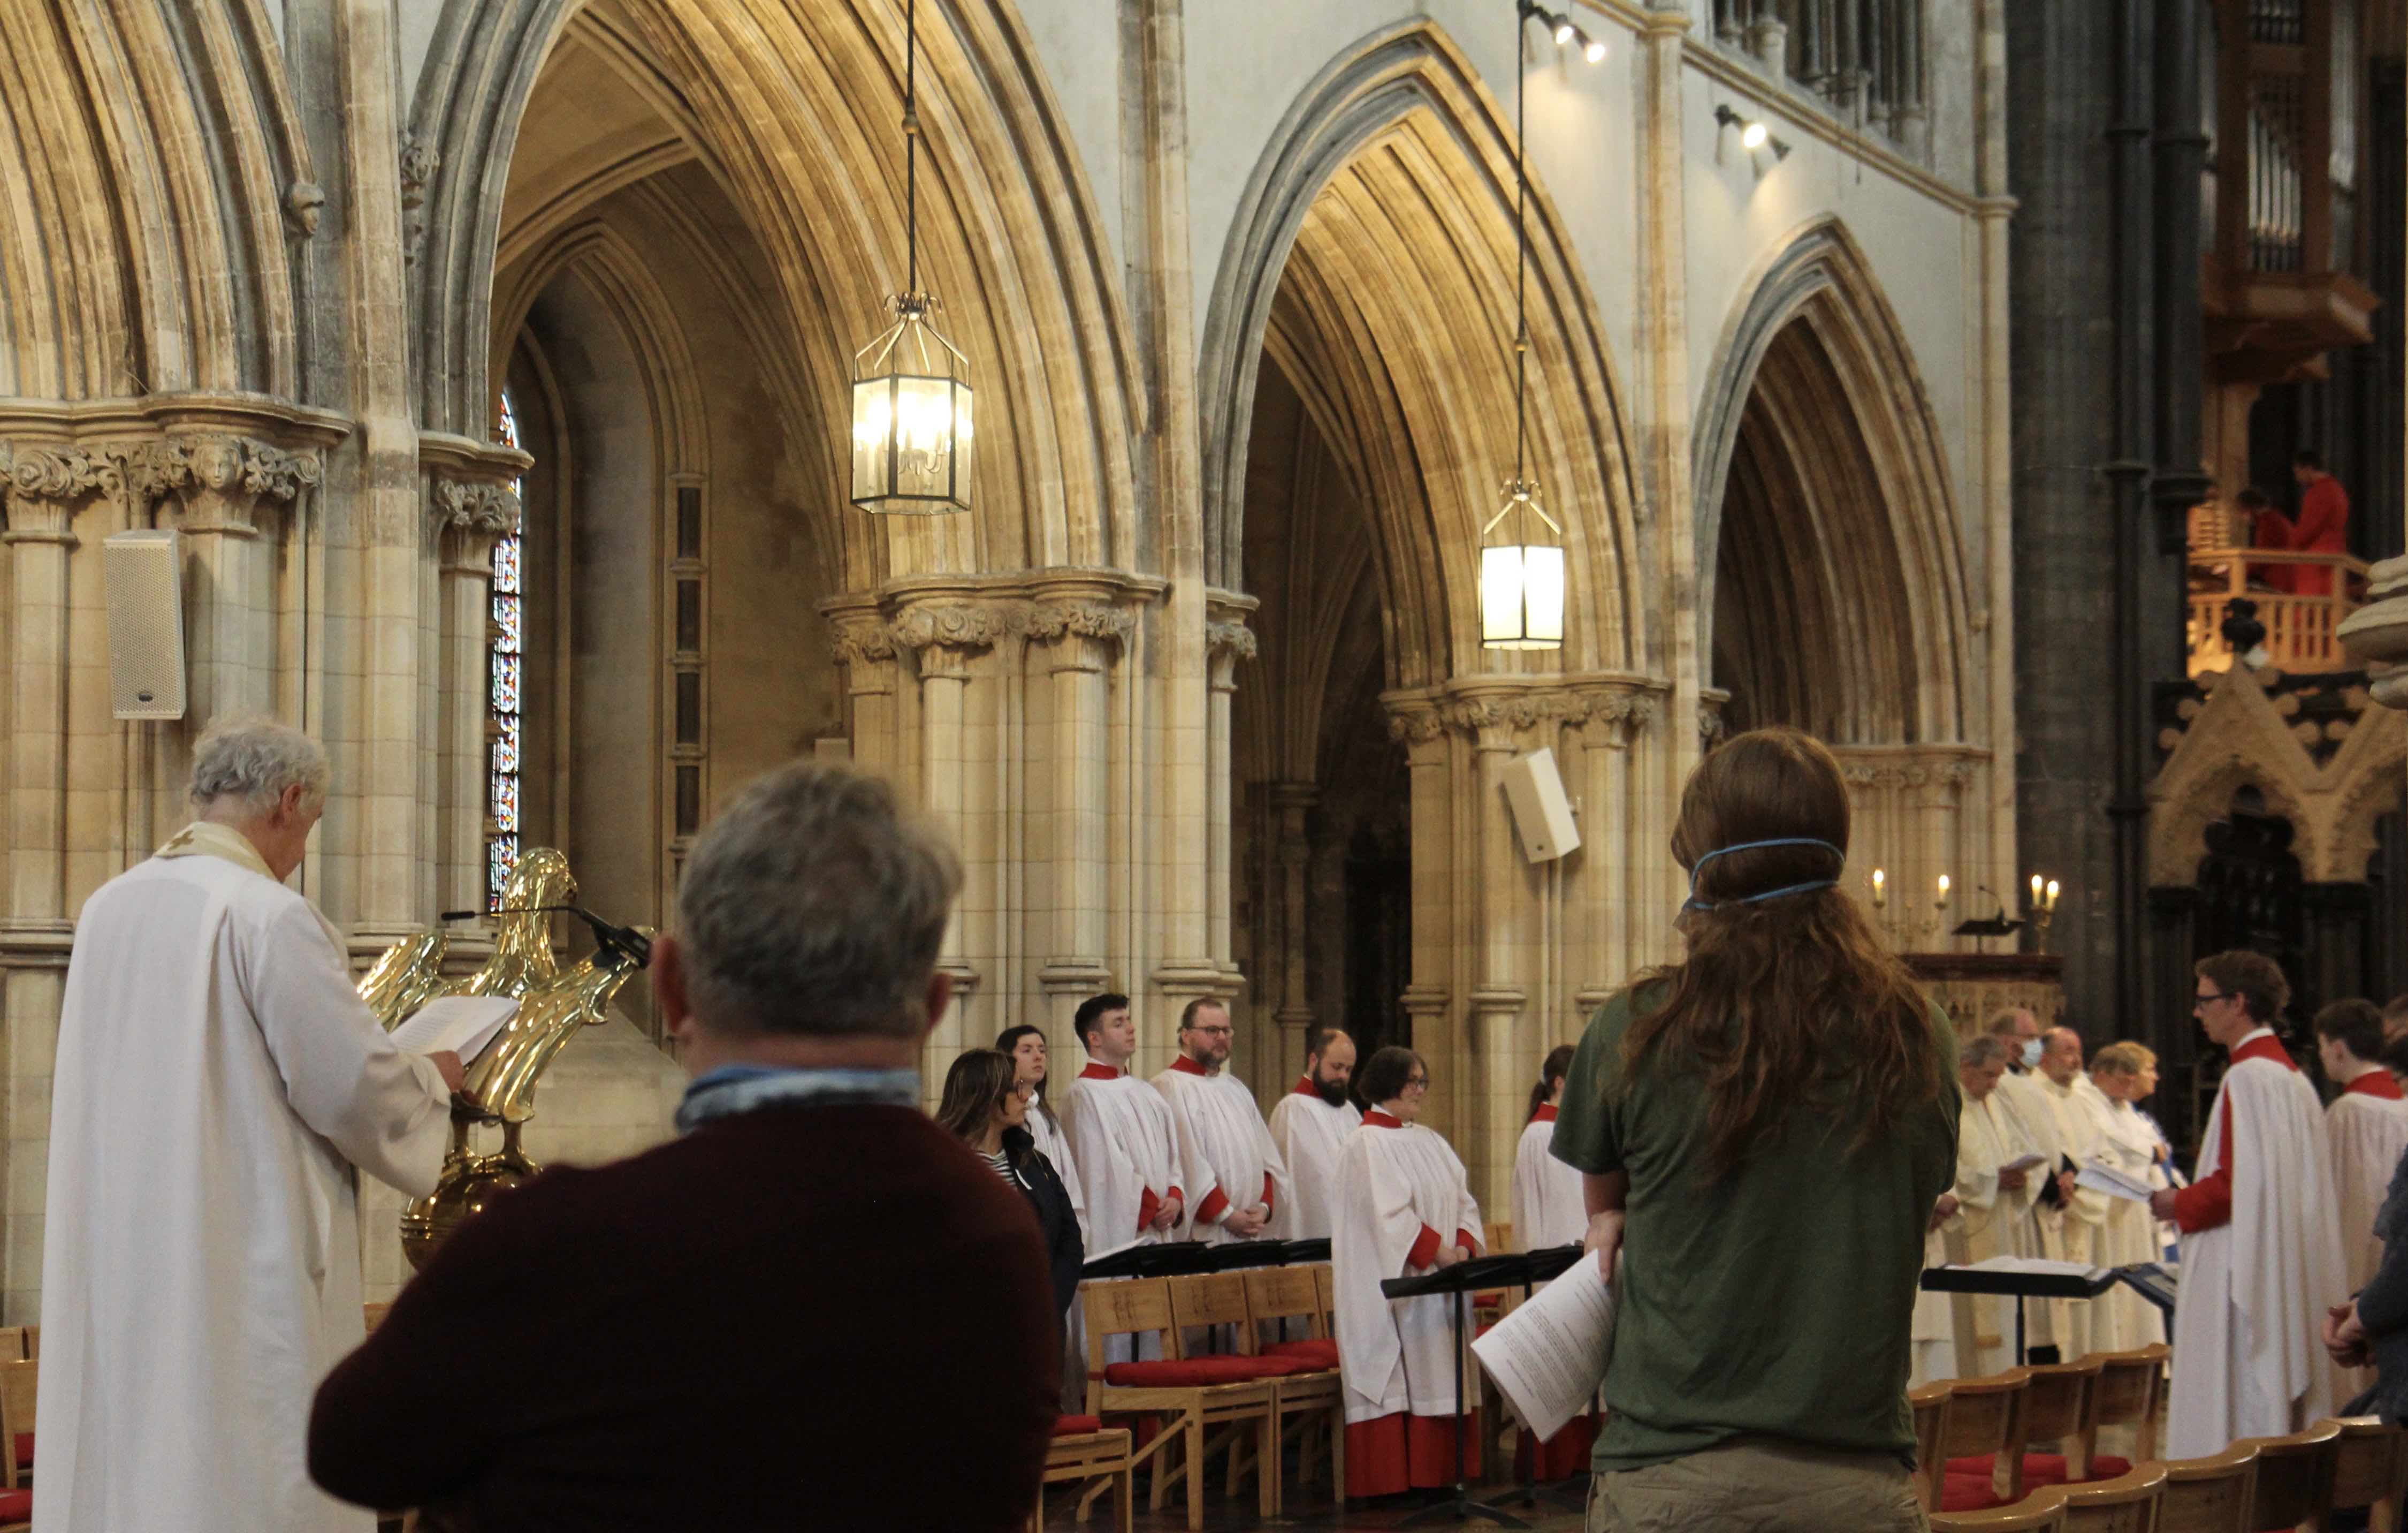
[388,995,520,1064]
[2076,1160,2156,1204]
[1952,1255,2110,1280]
[1470,1253,1617,1444]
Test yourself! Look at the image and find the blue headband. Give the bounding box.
[1683,837,1845,913]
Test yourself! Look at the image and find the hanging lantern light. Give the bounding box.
[850,0,974,515]
[1483,11,1566,651]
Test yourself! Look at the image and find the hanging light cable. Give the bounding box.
[850,0,974,515]
[1481,9,1566,650]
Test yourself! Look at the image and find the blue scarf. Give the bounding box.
[675,1064,921,1134]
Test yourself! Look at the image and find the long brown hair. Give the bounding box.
[1528,1045,1575,1122]
[1621,726,1945,1179]
[936,1049,1022,1159]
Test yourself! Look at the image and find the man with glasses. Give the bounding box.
[1151,998,1290,1244]
[2151,950,2346,1457]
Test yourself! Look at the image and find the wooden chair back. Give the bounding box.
[0,1360,28,1492]
[1311,1263,1335,1327]
[1940,1369,2034,1506]
[1243,1266,1328,1339]
[2023,1357,2104,1461]
[2327,1416,2408,1528]
[1912,1382,1952,1510]
[1083,1278,1175,1370]
[19,1329,33,1362]
[0,1332,28,1365]
[1488,1219,1514,1254]
[2152,1442,2258,1533]
[2040,1462,2168,1533]
[1931,1499,2068,1531]
[2235,1420,2342,1531]
[2091,1345,2168,1461]
[1167,1273,1255,1357]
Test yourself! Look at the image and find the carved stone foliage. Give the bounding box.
[427,476,521,539]
[829,597,1139,668]
[2,434,323,537]
[2,443,117,506]
[1384,686,1663,744]
[1205,619,1258,662]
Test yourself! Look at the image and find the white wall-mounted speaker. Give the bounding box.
[102,530,187,720]
[1500,747,1581,863]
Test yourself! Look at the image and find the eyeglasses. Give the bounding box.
[1403,1075,1430,1089]
[2193,990,2238,1010]
[1190,1025,1233,1040]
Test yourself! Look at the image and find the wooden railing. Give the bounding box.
[2186,548,2372,674]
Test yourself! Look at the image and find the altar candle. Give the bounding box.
[2045,879,2060,912]
[1871,868,1887,908]
[1936,874,1951,908]
[2031,873,2044,906]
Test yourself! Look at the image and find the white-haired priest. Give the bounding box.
[36,717,464,1533]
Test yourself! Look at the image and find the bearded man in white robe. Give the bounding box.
[1150,999,1287,1244]
[2153,952,2346,1458]
[37,718,463,1533]
[2079,1043,2171,1350]
[2312,998,2408,1406]
[2033,1026,2112,1357]
[1915,1035,2044,1382]
[1984,1008,2077,1357]
[1267,1026,1360,1241]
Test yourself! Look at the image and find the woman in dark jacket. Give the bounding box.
[2326,1140,2408,1423]
[939,1049,1085,1323]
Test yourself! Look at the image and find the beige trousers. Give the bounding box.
[1586,1435,1929,1533]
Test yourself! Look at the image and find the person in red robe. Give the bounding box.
[2251,451,2352,595]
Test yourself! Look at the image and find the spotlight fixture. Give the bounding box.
[1741,119,1767,150]
[1713,103,1790,162]
[1518,1,1605,64]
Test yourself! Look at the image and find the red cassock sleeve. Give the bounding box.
[2171,1101,2234,1233]
[1407,1224,1442,1271]
[1261,1173,1275,1215]
[1456,1229,1480,1257]
[1195,1187,1231,1225]
[1137,1188,1161,1235]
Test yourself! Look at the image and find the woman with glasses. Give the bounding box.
[938,1049,1086,1326]
[1331,1044,1485,1503]
[1551,727,1958,1531]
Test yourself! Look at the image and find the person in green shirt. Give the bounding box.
[1551,726,1961,1532]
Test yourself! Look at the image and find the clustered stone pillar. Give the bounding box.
[425,472,520,916]
[1268,781,1319,1070]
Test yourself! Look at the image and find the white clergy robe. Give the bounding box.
[1332,1114,1484,1431]
[1058,1060,1183,1262]
[2167,1029,2347,1459]
[2074,1081,2170,1350]
[1914,1091,2040,1382]
[1991,1068,2069,1348]
[37,824,451,1533]
[2036,1072,2112,1357]
[1025,1094,1089,1245]
[2323,1072,2408,1406]
[1150,1056,1290,1243]
[1511,1106,1586,1250]
[1267,1079,1360,1240]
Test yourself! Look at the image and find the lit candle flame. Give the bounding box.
[1870,868,1887,908]
[2045,879,2060,912]
[1935,874,1951,908]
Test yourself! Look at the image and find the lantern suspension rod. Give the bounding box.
[904,0,920,297]
[1513,1,1528,493]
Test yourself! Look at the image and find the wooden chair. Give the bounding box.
[19,1330,33,1363]
[363,1301,392,1332]
[0,1357,32,1530]
[1310,1263,1336,1334]
[0,1332,28,1365]
[2152,1441,2258,1533]
[1935,1368,2034,1513]
[2234,1420,2342,1531]
[1032,1420,1134,1533]
[1956,1358,2116,1491]
[1166,1273,1291,1517]
[1241,1265,1344,1504]
[2090,1345,2169,1463]
[2033,1461,2169,1532]
[1082,1277,1278,1533]
[2326,1416,2408,1533]
[1915,1381,1953,1511]
[1931,1498,2069,1532]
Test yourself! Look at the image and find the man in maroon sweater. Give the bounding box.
[309,762,1059,1531]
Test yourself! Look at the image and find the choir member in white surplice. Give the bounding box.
[998,1022,1089,1408]
[1914,1035,2043,1383]
[1267,1027,1360,1241]
[1150,998,1289,1244]
[37,719,462,1533]
[2034,1027,2112,1359]
[2078,1043,2171,1350]
[2315,999,2408,1406]
[1512,1045,1584,1251]
[1510,1044,1595,1478]
[1333,1046,1485,1500]
[1058,994,1184,1259]
[1985,1008,2075,1357]
[2154,952,2348,1458]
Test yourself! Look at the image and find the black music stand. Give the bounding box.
[1476,1244,1590,1516]
[1919,1263,2121,1366]
[1383,1252,1535,1528]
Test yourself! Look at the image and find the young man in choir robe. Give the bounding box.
[1267,1026,1361,1241]
[2079,1043,2170,1349]
[2152,951,2348,1458]
[1058,992,1184,1258]
[1151,998,1289,1244]
[39,719,464,1533]
[2034,1026,2112,1358]
[2315,998,2408,1406]
[1917,1036,2044,1381]
[1332,1047,1484,1501]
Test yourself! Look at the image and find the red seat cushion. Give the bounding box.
[13,1432,27,1467]
[1263,1339,1339,1369]
[1052,1415,1104,1436]
[1945,1451,2133,1488]
[0,1488,29,1519]
[1939,1475,2007,1513]
[1102,1355,1305,1387]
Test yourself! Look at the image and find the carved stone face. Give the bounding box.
[285,180,326,237]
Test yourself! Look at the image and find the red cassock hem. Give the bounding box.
[1515,1414,1597,1482]
[1345,1410,1482,1499]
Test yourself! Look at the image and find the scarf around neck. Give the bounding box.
[675,1064,921,1134]
[156,821,278,883]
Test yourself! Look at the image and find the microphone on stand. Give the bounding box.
[439,904,652,968]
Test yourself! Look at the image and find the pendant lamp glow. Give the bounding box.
[850,0,974,516]
[1481,478,1567,649]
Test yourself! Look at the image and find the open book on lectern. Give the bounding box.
[388,995,520,1065]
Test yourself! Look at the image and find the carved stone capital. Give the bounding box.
[888,601,1018,654]
[829,618,900,671]
[127,434,321,537]
[1206,619,1258,663]
[427,475,521,551]
[1,442,116,538]
[1024,599,1138,648]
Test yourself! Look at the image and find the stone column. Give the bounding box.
[1204,596,1256,990]
[1571,691,1640,1015]
[1029,597,1135,1031]
[1389,701,1456,1126]
[425,475,519,916]
[0,447,104,928]
[824,596,901,778]
[1268,781,1319,1069]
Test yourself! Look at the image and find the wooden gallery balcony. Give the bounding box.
[2204,0,2380,385]
[2188,507,2370,676]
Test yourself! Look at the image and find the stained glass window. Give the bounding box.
[488,391,526,910]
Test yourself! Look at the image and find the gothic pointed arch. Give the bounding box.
[1196,19,1643,687]
[407,0,1145,588]
[1694,216,1974,744]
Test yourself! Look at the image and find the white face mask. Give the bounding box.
[2021,1039,2044,1070]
